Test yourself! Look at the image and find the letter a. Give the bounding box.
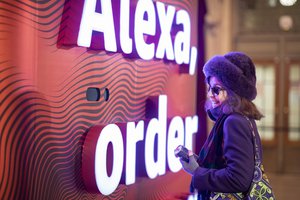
[78,0,117,52]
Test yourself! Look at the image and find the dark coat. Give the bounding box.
[192,112,263,199]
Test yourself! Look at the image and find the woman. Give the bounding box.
[180,52,265,199]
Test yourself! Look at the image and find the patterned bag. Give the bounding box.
[209,117,275,200]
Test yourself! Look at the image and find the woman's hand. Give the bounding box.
[180,151,199,175]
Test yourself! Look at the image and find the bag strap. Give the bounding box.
[243,116,261,166]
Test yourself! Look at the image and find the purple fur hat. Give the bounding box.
[203,52,257,101]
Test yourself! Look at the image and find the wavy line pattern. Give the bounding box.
[0,0,198,200]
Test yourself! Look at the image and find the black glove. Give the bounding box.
[180,154,199,175]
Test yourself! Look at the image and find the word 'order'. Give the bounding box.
[82,95,198,195]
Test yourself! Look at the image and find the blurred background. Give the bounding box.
[0,0,299,199]
[204,0,300,199]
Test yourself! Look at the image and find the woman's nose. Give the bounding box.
[207,89,214,98]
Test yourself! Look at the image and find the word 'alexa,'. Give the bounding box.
[72,0,198,75]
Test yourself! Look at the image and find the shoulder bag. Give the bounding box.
[209,116,276,200]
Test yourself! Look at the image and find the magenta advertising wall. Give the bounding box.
[0,0,206,199]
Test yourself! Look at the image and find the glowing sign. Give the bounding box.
[82,95,198,195]
[71,0,198,75]
[78,0,117,51]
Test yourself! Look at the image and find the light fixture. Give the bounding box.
[279,0,297,6]
[279,15,293,31]
[268,0,277,7]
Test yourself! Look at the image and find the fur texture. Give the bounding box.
[203,52,257,101]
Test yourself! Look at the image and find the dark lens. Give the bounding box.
[211,87,222,96]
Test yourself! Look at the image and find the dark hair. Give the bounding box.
[205,86,264,120]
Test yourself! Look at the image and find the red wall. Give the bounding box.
[0,0,206,199]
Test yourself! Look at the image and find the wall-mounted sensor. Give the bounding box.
[86,87,100,101]
[104,88,110,101]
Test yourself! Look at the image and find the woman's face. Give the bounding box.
[207,76,228,108]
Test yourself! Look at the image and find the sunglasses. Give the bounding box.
[208,86,225,96]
